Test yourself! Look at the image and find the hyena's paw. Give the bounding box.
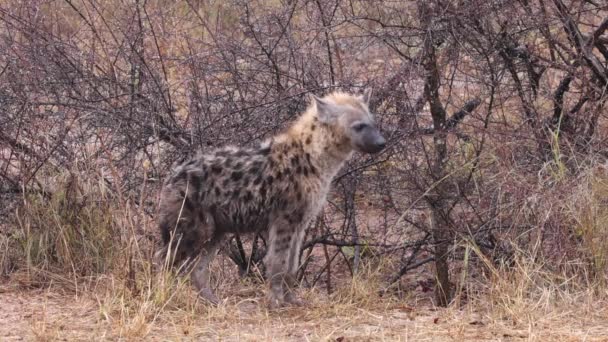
[267,292,287,310]
[267,291,306,309]
[197,288,220,306]
[284,291,307,307]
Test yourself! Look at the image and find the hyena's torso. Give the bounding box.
[159,138,331,263]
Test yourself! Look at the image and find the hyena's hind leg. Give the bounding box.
[191,232,225,305]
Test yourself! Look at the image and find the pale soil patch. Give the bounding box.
[1,284,607,341]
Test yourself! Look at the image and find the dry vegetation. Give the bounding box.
[1,0,608,340]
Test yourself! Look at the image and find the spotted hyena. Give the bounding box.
[157,89,385,308]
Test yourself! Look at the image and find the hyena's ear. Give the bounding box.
[311,94,340,123]
[361,88,373,106]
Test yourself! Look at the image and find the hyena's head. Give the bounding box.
[312,89,386,154]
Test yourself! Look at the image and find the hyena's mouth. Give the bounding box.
[357,139,386,154]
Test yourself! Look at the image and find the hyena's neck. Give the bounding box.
[271,112,353,181]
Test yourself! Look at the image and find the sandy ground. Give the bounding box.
[1,285,608,342]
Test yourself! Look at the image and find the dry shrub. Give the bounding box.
[4,168,222,338]
[12,173,120,280]
[470,246,606,325]
[565,166,608,287]
[7,167,148,287]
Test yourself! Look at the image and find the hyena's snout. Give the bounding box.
[358,126,386,154]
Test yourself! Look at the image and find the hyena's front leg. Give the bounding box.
[283,225,308,306]
[265,218,294,309]
[191,232,224,305]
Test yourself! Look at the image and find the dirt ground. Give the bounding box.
[1,284,608,342]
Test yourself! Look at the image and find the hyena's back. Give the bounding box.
[158,143,281,265]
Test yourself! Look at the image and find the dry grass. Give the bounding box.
[2,267,608,341]
[2,166,608,341]
[3,232,608,341]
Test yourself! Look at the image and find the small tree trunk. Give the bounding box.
[420,2,453,306]
[430,203,451,306]
[428,125,452,306]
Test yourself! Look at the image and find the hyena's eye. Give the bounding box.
[353,123,368,132]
